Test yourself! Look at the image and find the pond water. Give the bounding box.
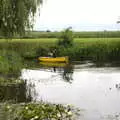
[1,61,120,120]
[20,62,120,120]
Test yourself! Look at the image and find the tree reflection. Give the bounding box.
[0,80,32,103]
[50,63,74,83]
[62,64,74,83]
[39,62,74,83]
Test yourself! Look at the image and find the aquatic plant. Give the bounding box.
[3,103,80,120]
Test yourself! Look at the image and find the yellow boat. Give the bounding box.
[40,62,67,67]
[38,56,69,63]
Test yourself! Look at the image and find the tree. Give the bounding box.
[58,27,73,47]
[0,0,43,38]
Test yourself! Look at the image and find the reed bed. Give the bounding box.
[0,38,119,61]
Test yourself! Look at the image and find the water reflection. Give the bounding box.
[39,62,67,68]
[0,81,31,102]
[39,62,74,83]
[115,83,120,90]
[62,64,73,83]
[21,62,120,120]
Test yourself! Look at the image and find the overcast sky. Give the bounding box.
[34,0,120,31]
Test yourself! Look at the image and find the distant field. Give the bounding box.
[0,38,57,43]
[11,38,57,44]
[1,31,120,39]
[25,31,120,38]
[74,38,120,44]
[0,38,57,46]
[1,37,120,45]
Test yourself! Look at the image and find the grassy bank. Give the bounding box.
[0,38,120,62]
[0,37,119,76]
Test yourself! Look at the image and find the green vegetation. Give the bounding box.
[0,79,27,102]
[2,31,119,39]
[0,77,23,86]
[58,28,73,47]
[1,31,120,39]
[0,50,23,77]
[2,103,79,120]
[0,0,120,119]
[0,31,119,120]
[0,38,119,62]
[0,0,43,38]
[74,31,120,38]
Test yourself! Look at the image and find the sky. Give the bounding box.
[34,0,120,31]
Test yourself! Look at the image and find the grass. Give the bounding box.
[11,38,57,44]
[9,31,120,38]
[25,31,120,38]
[74,31,120,38]
[0,38,120,57]
[0,37,119,45]
[0,50,23,77]
[0,37,119,70]
[74,38,120,44]
[0,38,57,42]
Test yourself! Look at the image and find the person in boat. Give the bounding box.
[48,48,57,72]
[48,52,53,57]
[48,48,57,58]
[52,48,57,58]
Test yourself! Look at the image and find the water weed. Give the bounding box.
[2,103,79,120]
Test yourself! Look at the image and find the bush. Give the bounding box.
[0,50,23,77]
[58,28,73,47]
